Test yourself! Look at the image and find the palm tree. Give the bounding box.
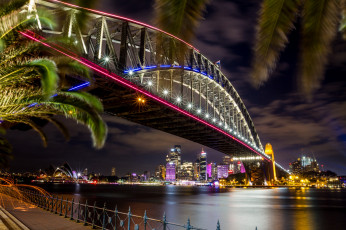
[0,0,107,168]
[252,0,346,98]
[154,0,209,62]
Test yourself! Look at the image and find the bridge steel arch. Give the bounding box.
[28,0,288,174]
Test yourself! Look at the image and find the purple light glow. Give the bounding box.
[19,31,269,162]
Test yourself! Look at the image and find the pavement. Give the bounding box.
[0,194,90,230]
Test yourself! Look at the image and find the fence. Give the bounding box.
[0,186,221,230]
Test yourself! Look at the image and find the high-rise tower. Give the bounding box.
[199,149,207,181]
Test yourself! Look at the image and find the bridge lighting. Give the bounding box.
[187,103,192,109]
[74,40,78,44]
[137,97,145,103]
[163,89,169,95]
[197,109,201,114]
[129,70,134,75]
[205,114,209,118]
[104,56,110,62]
[219,122,222,126]
[176,97,182,103]
[212,118,216,122]
[147,80,153,86]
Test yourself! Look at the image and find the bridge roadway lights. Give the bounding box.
[25,0,290,175]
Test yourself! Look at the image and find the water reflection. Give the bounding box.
[37,184,346,230]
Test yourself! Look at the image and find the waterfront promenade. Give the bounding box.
[0,194,89,230]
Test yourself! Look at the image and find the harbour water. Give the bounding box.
[37,184,346,230]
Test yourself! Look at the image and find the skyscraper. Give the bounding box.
[111,167,116,176]
[217,165,229,179]
[166,145,182,178]
[166,162,176,181]
[199,149,207,181]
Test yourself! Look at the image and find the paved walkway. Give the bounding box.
[0,194,90,230]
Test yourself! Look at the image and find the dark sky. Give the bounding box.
[7,0,346,176]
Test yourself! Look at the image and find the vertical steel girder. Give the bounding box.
[34,0,265,152]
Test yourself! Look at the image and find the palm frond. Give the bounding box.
[45,117,70,141]
[20,117,48,147]
[340,0,346,39]
[0,0,27,17]
[299,0,340,98]
[60,91,103,113]
[53,56,91,81]
[251,0,300,87]
[27,59,59,97]
[154,0,209,43]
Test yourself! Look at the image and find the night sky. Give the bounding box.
[7,0,346,176]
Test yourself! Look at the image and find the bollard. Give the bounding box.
[114,206,118,230]
[84,200,88,226]
[77,200,81,223]
[127,207,131,230]
[70,198,74,220]
[102,202,106,230]
[143,210,147,230]
[163,212,167,230]
[92,201,96,229]
[64,198,68,218]
[216,220,221,230]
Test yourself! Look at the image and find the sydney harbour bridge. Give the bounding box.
[24,0,289,183]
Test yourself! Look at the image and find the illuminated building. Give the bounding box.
[83,168,88,176]
[194,160,200,180]
[166,145,182,177]
[207,162,217,180]
[155,165,166,180]
[207,164,212,178]
[217,165,229,179]
[289,155,319,174]
[199,149,207,181]
[111,167,116,176]
[52,163,76,182]
[180,162,194,180]
[222,156,231,165]
[166,162,176,181]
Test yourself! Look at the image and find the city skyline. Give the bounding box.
[5,0,346,175]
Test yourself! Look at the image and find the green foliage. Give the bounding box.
[252,0,344,98]
[0,0,108,166]
[154,0,209,64]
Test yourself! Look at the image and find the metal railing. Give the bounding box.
[0,187,221,230]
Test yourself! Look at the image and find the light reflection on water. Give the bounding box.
[37,184,346,230]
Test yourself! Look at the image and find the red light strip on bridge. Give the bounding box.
[46,0,199,52]
[20,31,269,162]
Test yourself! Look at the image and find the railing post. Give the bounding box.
[216,220,221,230]
[70,198,74,220]
[55,197,58,214]
[114,206,118,230]
[64,198,68,218]
[163,212,167,230]
[127,207,131,230]
[84,200,88,226]
[92,201,96,229]
[50,196,54,212]
[143,210,147,230]
[77,200,81,223]
[186,218,191,230]
[59,196,63,216]
[102,202,106,230]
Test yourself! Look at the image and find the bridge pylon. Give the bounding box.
[264,143,277,185]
